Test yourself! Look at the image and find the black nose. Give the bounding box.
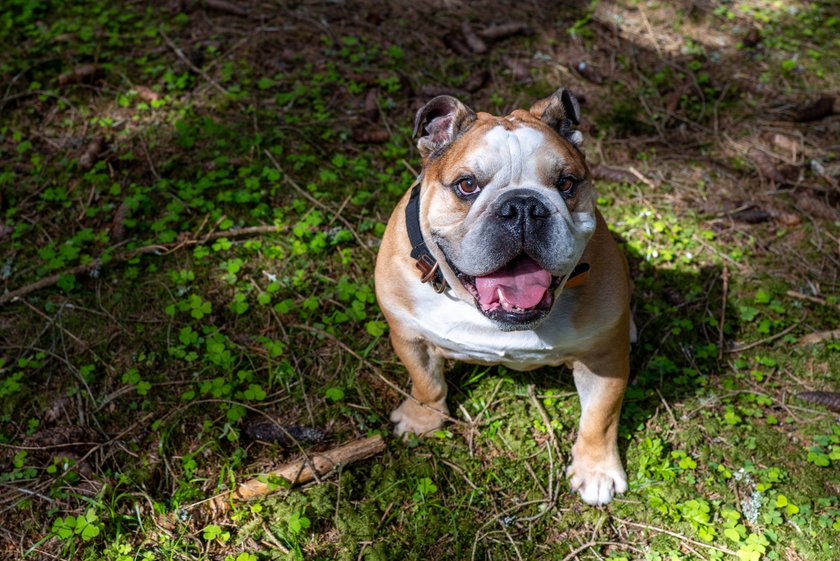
[495,195,551,222]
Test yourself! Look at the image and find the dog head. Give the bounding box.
[413,88,596,330]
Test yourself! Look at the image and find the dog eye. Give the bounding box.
[455,176,481,196]
[556,176,577,194]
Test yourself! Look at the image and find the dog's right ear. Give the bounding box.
[529,88,584,147]
[413,96,476,159]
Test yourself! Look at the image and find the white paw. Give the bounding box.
[390,398,448,437]
[567,460,628,506]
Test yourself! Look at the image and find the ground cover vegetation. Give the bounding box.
[1,0,839,559]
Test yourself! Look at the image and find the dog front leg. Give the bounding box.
[388,332,449,437]
[567,350,629,505]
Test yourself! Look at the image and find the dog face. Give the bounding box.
[415,91,596,330]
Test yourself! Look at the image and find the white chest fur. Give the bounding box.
[393,282,592,371]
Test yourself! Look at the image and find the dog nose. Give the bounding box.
[495,195,551,222]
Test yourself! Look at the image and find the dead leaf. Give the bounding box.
[747,147,787,185]
[442,33,472,56]
[203,0,248,17]
[79,137,106,171]
[135,85,161,102]
[479,22,533,41]
[765,206,801,226]
[463,69,489,93]
[111,201,131,242]
[796,193,840,221]
[364,89,379,122]
[57,63,98,87]
[352,128,390,144]
[571,61,604,85]
[730,207,771,224]
[461,21,487,54]
[769,133,800,155]
[790,96,835,122]
[419,84,468,98]
[503,56,530,82]
[742,27,762,48]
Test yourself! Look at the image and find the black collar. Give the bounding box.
[405,181,447,293]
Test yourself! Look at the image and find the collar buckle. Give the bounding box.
[415,256,446,293]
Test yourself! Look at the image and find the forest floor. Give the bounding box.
[1,1,839,560]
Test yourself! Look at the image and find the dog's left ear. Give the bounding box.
[529,88,583,147]
[413,95,476,159]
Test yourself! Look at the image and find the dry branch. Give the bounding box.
[0,225,283,306]
[206,435,386,516]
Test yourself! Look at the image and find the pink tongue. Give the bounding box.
[475,257,552,310]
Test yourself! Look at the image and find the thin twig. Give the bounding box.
[0,225,283,305]
[561,540,597,561]
[785,289,840,312]
[264,149,375,257]
[614,517,738,556]
[654,388,678,432]
[725,320,802,353]
[718,265,729,361]
[527,384,561,506]
[158,26,234,102]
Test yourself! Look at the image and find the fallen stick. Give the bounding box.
[205,435,386,516]
[0,225,283,306]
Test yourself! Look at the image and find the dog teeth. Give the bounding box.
[498,288,515,312]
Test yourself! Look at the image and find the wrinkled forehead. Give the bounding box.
[425,110,586,180]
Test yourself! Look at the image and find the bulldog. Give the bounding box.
[374,88,635,505]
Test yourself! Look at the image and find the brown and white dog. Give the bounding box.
[374,88,635,505]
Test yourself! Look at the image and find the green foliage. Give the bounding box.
[1,1,839,560]
[51,508,102,543]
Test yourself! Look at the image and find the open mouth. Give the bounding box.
[452,254,560,326]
